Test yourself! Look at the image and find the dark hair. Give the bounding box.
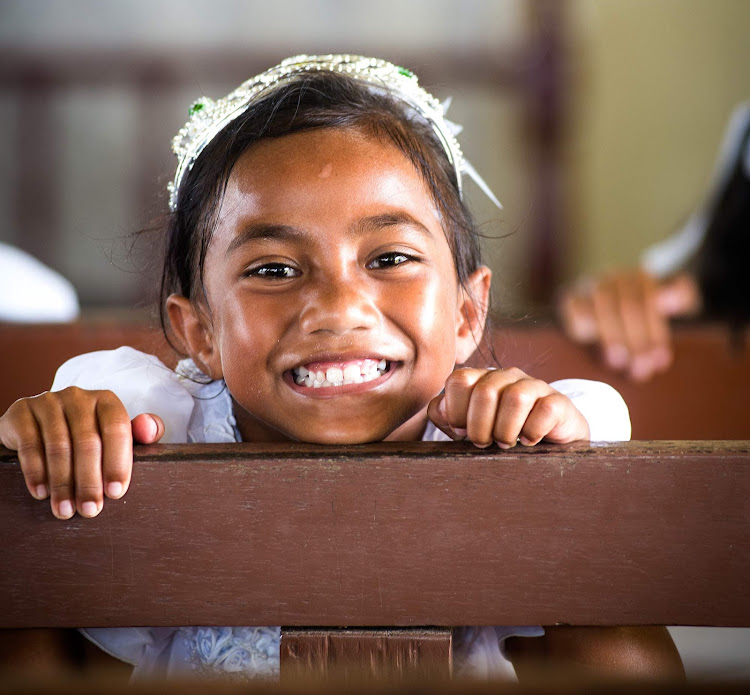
[160,71,484,342]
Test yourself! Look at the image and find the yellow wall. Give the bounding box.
[567,0,750,279]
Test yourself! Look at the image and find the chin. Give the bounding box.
[293,422,392,445]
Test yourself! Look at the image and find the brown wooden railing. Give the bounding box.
[2,440,748,680]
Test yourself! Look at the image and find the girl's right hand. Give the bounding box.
[0,388,164,520]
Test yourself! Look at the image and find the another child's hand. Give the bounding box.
[0,388,164,519]
[428,368,590,448]
[557,269,701,381]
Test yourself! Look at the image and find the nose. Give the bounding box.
[299,272,380,335]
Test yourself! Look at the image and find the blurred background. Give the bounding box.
[0,0,748,319]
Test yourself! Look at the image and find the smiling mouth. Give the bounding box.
[292,359,390,389]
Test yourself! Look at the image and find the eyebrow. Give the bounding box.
[356,212,435,240]
[225,212,434,257]
[225,223,303,256]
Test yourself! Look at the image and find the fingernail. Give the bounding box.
[107,481,123,498]
[495,441,511,450]
[34,484,49,499]
[452,427,467,438]
[606,345,628,368]
[58,500,74,518]
[630,357,651,382]
[519,436,532,446]
[437,398,446,418]
[81,501,98,517]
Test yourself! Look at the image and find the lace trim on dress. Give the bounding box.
[181,627,280,681]
[175,358,240,443]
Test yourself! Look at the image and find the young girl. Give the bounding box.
[0,55,682,682]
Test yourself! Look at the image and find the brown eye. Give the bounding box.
[247,263,300,279]
[367,252,413,269]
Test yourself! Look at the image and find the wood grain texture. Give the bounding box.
[280,628,451,681]
[1,441,748,628]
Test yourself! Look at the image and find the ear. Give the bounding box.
[454,266,492,365]
[166,294,224,379]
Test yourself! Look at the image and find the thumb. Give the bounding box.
[657,273,702,317]
[427,394,464,441]
[131,413,166,444]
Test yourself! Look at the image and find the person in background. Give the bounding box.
[558,102,749,381]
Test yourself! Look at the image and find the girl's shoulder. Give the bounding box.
[51,347,196,443]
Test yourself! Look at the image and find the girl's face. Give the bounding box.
[168,127,490,444]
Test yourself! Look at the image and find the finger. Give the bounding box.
[616,272,666,381]
[592,276,629,371]
[0,400,49,500]
[66,396,104,518]
[33,397,75,519]
[630,273,672,380]
[658,272,702,317]
[131,413,164,444]
[463,371,513,448]
[558,285,598,343]
[427,394,464,441]
[98,396,136,500]
[493,377,552,449]
[521,393,589,445]
[442,368,488,436]
[617,272,653,354]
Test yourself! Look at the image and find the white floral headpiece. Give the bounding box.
[168,54,501,211]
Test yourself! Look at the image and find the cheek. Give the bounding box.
[218,296,271,349]
[406,278,460,367]
[207,292,261,364]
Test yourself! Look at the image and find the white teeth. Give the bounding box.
[343,364,360,381]
[293,359,390,388]
[326,367,344,383]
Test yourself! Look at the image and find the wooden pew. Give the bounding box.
[2,440,748,682]
[484,321,750,441]
[1,319,747,439]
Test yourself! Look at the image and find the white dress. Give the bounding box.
[51,347,631,682]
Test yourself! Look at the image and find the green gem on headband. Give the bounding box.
[167,54,501,212]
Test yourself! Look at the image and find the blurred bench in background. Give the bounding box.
[1,319,747,439]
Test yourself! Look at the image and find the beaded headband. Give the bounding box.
[168,54,501,211]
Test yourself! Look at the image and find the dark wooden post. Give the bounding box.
[280,628,452,682]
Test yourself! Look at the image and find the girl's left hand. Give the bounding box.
[427,367,590,448]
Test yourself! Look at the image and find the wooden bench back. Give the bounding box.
[2,440,748,681]
[2,440,748,629]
